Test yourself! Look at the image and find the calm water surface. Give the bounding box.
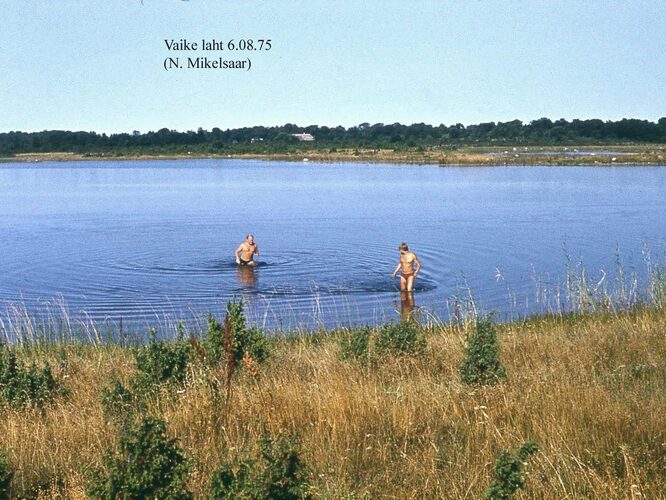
[1,160,665,332]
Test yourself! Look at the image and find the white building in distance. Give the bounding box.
[291,133,315,142]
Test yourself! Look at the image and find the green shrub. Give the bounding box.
[0,347,61,408]
[204,315,225,366]
[205,301,270,368]
[459,319,507,386]
[375,320,426,356]
[338,321,426,362]
[259,433,309,500]
[338,326,372,362]
[100,378,146,427]
[226,300,270,364]
[208,432,310,499]
[208,459,253,499]
[0,452,13,498]
[484,441,539,499]
[131,330,191,393]
[88,416,192,499]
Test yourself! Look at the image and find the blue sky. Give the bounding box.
[2,0,664,133]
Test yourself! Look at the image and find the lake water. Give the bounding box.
[1,160,665,333]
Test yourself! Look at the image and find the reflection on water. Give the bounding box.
[0,159,665,330]
[236,264,257,287]
[399,291,416,321]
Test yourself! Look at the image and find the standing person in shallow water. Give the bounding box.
[392,242,421,292]
[235,234,259,266]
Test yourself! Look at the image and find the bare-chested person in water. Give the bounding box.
[391,242,421,292]
[235,234,259,266]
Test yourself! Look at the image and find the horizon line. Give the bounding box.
[3,115,666,136]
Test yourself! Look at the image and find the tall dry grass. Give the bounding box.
[1,305,665,498]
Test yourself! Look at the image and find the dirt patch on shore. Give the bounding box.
[6,152,86,162]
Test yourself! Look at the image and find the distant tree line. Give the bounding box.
[1,117,665,156]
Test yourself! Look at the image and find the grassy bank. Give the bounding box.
[2,144,665,166]
[1,305,665,498]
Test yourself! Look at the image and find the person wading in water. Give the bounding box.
[391,242,421,292]
[235,234,259,266]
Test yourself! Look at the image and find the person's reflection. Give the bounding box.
[399,291,416,321]
[236,264,257,288]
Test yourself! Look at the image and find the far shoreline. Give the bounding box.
[1,144,665,167]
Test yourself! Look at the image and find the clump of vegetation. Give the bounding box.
[205,300,270,368]
[338,326,372,362]
[375,320,426,355]
[459,319,507,385]
[0,347,61,408]
[0,452,13,498]
[131,330,191,393]
[484,441,539,499]
[100,377,146,427]
[88,416,192,499]
[99,329,191,426]
[203,316,225,366]
[338,321,425,362]
[256,433,310,499]
[209,432,310,499]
